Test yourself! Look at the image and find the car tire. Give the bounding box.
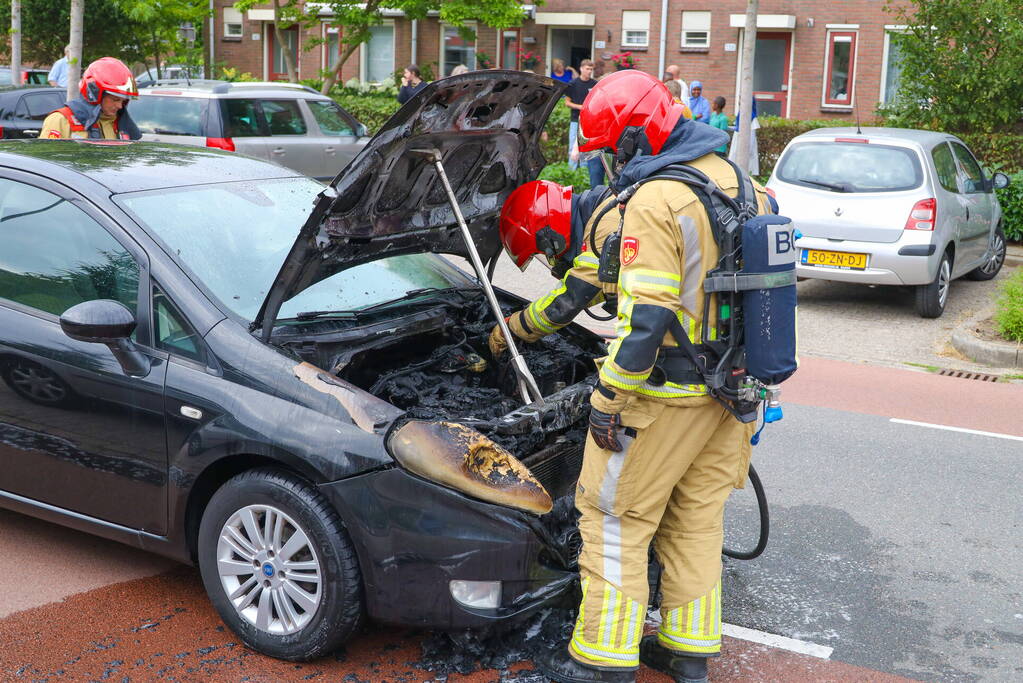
[965,227,1006,281]
[915,252,951,319]
[197,468,363,661]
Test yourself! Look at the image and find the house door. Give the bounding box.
[268,26,299,81]
[501,30,520,69]
[752,32,791,117]
[548,28,593,73]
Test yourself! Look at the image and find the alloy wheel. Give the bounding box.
[9,363,68,403]
[937,258,951,309]
[980,233,1005,276]
[216,504,322,635]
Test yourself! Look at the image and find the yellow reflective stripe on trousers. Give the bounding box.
[525,298,558,335]
[571,579,643,667]
[658,580,722,654]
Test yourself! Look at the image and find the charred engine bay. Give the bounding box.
[279,292,602,455]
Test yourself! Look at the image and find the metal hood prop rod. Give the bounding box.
[413,148,545,406]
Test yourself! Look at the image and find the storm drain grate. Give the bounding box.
[938,369,999,382]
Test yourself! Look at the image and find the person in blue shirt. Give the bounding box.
[47,45,70,88]
[688,80,711,123]
[550,59,574,83]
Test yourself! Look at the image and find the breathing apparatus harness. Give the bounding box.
[589,160,798,429]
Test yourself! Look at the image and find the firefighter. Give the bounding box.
[39,57,141,141]
[492,70,773,683]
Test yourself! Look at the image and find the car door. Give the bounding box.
[930,142,970,271]
[220,98,270,161]
[304,99,366,181]
[949,140,994,269]
[0,172,169,534]
[259,98,319,177]
[12,90,66,138]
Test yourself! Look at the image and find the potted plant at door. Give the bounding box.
[518,49,541,72]
[477,51,495,70]
[611,52,637,70]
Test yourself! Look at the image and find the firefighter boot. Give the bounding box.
[639,635,709,683]
[535,647,637,683]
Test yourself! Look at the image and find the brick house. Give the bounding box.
[210,1,907,121]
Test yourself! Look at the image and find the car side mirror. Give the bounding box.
[991,172,1010,191]
[356,122,368,138]
[60,300,151,378]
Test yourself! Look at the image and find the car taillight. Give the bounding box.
[206,137,235,151]
[905,198,936,231]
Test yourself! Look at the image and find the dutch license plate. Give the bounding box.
[800,249,868,270]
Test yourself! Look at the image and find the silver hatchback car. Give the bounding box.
[131,81,370,181]
[767,128,1009,317]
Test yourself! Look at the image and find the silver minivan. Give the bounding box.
[767,128,1009,317]
[130,81,370,181]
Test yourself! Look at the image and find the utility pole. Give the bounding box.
[11,0,21,84]
[735,0,758,173]
[68,0,85,100]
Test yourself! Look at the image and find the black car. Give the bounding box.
[0,85,66,138]
[0,72,594,661]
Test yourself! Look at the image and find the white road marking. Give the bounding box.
[890,418,1023,442]
[646,610,833,660]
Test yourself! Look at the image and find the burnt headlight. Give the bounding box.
[387,420,553,515]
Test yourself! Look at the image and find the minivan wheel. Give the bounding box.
[915,253,951,318]
[965,228,1006,281]
[198,469,363,660]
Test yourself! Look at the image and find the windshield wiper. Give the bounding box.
[292,286,474,322]
[798,178,853,193]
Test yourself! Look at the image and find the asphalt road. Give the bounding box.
[1,357,1021,681]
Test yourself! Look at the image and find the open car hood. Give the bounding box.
[254,71,565,335]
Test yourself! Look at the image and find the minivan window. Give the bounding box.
[931,143,959,194]
[308,100,354,136]
[21,93,64,120]
[261,100,307,135]
[950,142,985,193]
[222,99,266,137]
[131,95,205,135]
[776,141,923,193]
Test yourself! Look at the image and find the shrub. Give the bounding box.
[331,89,400,135]
[538,162,591,190]
[995,171,1023,243]
[994,268,1023,342]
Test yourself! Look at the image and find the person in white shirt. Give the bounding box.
[663,64,689,103]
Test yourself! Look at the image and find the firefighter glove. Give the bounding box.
[589,406,623,452]
[488,323,509,358]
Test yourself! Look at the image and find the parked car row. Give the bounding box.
[0,66,50,86]
[767,128,1008,318]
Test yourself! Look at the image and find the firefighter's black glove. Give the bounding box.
[589,407,623,452]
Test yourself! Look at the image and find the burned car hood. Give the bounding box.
[254,71,565,335]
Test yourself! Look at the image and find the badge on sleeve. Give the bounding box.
[621,236,639,265]
[47,130,62,138]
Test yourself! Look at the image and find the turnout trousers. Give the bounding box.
[568,395,754,669]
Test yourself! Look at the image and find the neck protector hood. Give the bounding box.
[611,117,728,192]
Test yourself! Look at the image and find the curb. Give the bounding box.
[951,320,1022,368]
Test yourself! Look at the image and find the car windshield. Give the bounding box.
[116,177,476,321]
[776,141,923,193]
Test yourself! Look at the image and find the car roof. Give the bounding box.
[0,139,303,193]
[0,85,64,99]
[138,80,328,99]
[792,127,959,145]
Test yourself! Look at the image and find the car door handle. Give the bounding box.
[325,146,336,154]
[271,147,285,155]
[23,129,39,136]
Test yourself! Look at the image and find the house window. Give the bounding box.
[223,8,243,39]
[325,26,341,71]
[823,31,857,107]
[362,23,394,83]
[441,24,475,76]
[622,11,650,48]
[881,30,906,104]
[681,11,711,49]
[501,29,520,69]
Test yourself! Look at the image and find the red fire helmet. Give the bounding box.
[500,180,573,270]
[80,57,138,105]
[578,70,685,155]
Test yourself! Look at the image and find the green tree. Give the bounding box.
[233,0,528,93]
[884,0,1023,132]
[117,0,210,79]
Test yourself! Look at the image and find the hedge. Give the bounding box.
[994,268,1023,343]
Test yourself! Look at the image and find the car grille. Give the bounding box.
[524,441,583,499]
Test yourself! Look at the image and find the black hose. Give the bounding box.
[584,306,615,321]
[722,462,769,560]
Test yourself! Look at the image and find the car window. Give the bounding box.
[307,100,354,136]
[222,99,266,137]
[950,142,985,194]
[115,178,475,321]
[0,178,138,317]
[931,143,959,194]
[261,99,307,135]
[130,96,205,136]
[153,285,204,362]
[21,93,64,120]
[776,142,922,193]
